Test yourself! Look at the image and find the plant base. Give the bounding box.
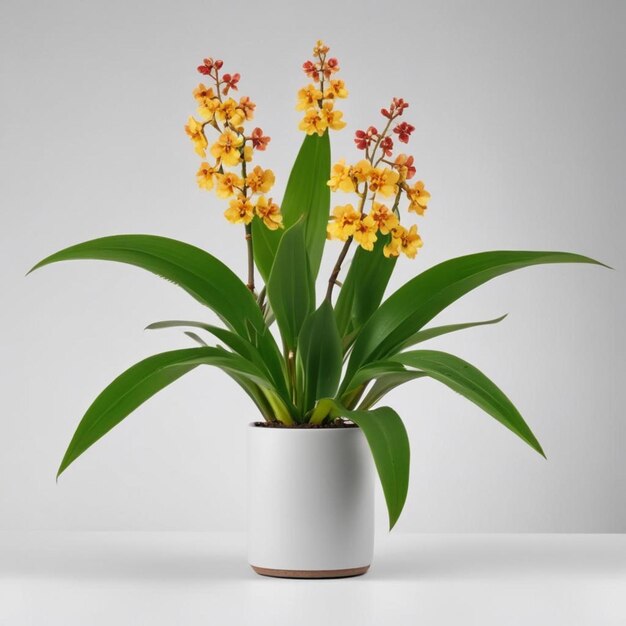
[250,564,370,579]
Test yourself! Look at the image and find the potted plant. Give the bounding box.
[30,41,605,579]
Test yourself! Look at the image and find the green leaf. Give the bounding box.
[226,370,274,422]
[358,371,427,410]
[256,328,290,398]
[328,401,410,530]
[184,331,208,346]
[147,320,257,355]
[343,250,605,389]
[252,132,331,282]
[56,347,277,477]
[397,315,507,352]
[343,360,408,396]
[29,235,264,339]
[391,349,545,456]
[296,300,342,413]
[339,360,408,409]
[146,319,290,404]
[285,133,331,277]
[251,216,280,285]
[334,234,397,338]
[267,219,315,349]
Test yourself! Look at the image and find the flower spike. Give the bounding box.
[325,90,431,258]
[185,56,282,232]
[297,41,348,135]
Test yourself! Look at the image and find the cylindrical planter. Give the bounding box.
[247,423,375,579]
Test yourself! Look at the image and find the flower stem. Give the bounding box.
[325,181,370,302]
[245,223,255,292]
[325,236,353,301]
[240,142,255,293]
[371,116,395,166]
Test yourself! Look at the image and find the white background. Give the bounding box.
[1,0,624,533]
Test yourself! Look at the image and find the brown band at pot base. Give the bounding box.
[251,564,370,579]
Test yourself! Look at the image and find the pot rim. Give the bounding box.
[248,421,360,432]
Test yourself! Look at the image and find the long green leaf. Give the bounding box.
[343,250,605,389]
[344,360,408,396]
[146,320,259,357]
[339,360,407,409]
[297,301,342,413]
[252,132,331,282]
[328,401,410,530]
[251,216,280,286]
[29,235,264,339]
[145,319,289,400]
[267,219,315,349]
[358,371,427,410]
[334,234,397,338]
[57,347,278,477]
[184,331,208,346]
[256,328,291,401]
[396,315,507,352]
[391,349,545,456]
[226,370,275,422]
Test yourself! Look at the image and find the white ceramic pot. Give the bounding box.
[247,423,375,578]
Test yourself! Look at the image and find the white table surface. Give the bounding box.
[0,532,624,625]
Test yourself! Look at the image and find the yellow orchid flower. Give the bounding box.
[321,100,346,131]
[255,196,283,230]
[185,116,208,157]
[327,159,355,192]
[351,159,372,184]
[193,83,216,105]
[383,225,404,258]
[194,84,220,120]
[407,180,431,215]
[196,162,218,191]
[224,195,254,225]
[384,224,423,259]
[327,204,360,241]
[198,100,221,121]
[215,172,244,198]
[393,153,416,182]
[194,84,218,113]
[246,166,275,194]
[296,84,323,111]
[324,79,348,99]
[353,215,378,251]
[368,167,400,198]
[399,224,423,258]
[210,130,243,166]
[216,98,245,129]
[299,107,328,136]
[238,96,256,121]
[370,201,399,235]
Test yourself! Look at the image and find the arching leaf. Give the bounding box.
[343,250,605,391]
[328,400,410,530]
[57,348,281,477]
[392,349,544,456]
[30,235,264,339]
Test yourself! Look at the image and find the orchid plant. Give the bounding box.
[30,41,604,528]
